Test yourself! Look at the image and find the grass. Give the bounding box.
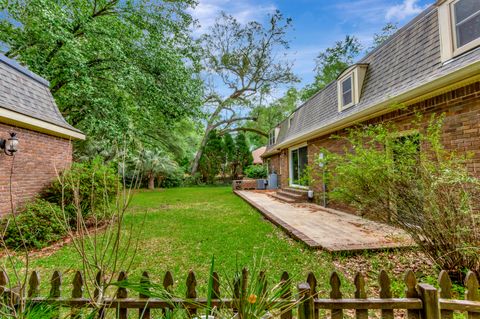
[3,187,436,298]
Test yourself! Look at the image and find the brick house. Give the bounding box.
[262,1,480,203]
[0,54,85,215]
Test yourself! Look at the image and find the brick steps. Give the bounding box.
[269,192,297,203]
[271,187,309,203]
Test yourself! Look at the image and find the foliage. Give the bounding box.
[133,149,179,189]
[233,133,253,177]
[160,167,185,188]
[322,115,480,274]
[244,165,268,179]
[199,130,225,183]
[0,0,203,161]
[191,10,297,174]
[301,35,362,101]
[42,157,119,223]
[247,88,299,148]
[370,22,398,51]
[1,199,64,250]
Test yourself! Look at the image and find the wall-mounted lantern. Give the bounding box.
[0,132,19,156]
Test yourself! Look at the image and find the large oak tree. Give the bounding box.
[191,11,297,174]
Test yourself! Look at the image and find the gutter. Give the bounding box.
[263,60,480,157]
[0,107,86,140]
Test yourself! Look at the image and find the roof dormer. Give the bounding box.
[337,63,368,112]
[437,0,480,62]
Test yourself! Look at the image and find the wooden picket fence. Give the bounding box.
[0,268,479,319]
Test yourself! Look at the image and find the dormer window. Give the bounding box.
[288,114,294,128]
[341,76,353,108]
[269,127,279,146]
[337,64,368,112]
[438,0,480,62]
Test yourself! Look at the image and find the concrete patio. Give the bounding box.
[235,190,414,252]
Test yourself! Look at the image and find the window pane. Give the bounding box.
[291,149,299,183]
[456,13,480,47]
[454,0,480,23]
[298,146,308,186]
[343,90,352,106]
[342,77,352,92]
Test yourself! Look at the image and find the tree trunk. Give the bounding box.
[148,175,155,190]
[191,126,212,175]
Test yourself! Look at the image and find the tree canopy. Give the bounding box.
[0,0,203,160]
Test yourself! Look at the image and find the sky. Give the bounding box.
[188,0,433,89]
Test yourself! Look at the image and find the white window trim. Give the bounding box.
[339,75,355,110]
[288,114,294,128]
[337,64,368,112]
[438,0,480,62]
[288,143,308,189]
[269,127,280,146]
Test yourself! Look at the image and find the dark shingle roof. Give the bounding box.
[0,54,82,133]
[267,5,480,153]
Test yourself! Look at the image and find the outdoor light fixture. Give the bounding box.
[0,132,19,156]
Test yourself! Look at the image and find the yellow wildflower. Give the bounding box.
[247,294,257,304]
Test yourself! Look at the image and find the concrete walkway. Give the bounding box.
[235,190,414,252]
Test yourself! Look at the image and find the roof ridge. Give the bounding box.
[271,4,438,131]
[0,54,50,87]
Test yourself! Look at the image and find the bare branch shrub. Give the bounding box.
[321,114,480,276]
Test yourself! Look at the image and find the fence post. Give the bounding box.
[465,271,479,319]
[297,283,313,319]
[417,283,440,319]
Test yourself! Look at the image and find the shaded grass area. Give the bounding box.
[5,187,436,297]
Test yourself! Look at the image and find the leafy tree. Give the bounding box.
[198,130,224,183]
[191,11,297,174]
[222,132,236,178]
[233,133,253,178]
[301,36,361,101]
[134,149,178,190]
[370,22,398,50]
[246,87,299,148]
[0,0,202,160]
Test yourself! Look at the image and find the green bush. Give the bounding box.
[1,199,65,249]
[244,165,268,179]
[42,157,119,224]
[160,168,184,188]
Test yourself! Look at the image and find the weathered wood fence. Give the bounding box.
[0,269,479,319]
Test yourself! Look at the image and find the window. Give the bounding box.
[453,0,480,48]
[288,114,294,128]
[341,76,353,107]
[438,0,480,61]
[336,64,368,111]
[269,129,276,146]
[289,145,308,187]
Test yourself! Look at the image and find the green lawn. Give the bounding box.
[7,187,435,297]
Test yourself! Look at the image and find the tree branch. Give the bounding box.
[219,127,268,137]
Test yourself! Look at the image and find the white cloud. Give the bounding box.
[385,0,428,21]
[189,0,276,34]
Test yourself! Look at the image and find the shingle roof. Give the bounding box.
[252,146,266,164]
[266,4,480,154]
[0,54,82,134]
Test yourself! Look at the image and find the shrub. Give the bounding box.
[1,199,65,249]
[42,157,119,224]
[160,168,184,188]
[184,172,204,186]
[323,115,480,275]
[244,165,268,179]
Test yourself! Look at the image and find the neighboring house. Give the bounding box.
[252,146,266,165]
[262,1,480,199]
[0,54,85,215]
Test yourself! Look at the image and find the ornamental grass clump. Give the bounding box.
[321,114,480,277]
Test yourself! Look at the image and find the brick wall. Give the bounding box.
[0,124,73,215]
[263,82,480,208]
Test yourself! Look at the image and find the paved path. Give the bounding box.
[235,190,414,252]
